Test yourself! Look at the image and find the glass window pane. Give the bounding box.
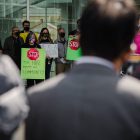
[29,0,88,41]
[0,0,27,44]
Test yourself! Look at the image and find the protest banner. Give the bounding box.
[40,44,58,58]
[66,35,82,60]
[21,48,45,79]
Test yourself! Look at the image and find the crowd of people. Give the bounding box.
[1,0,140,140]
[0,20,79,88]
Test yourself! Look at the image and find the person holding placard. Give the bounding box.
[54,27,70,75]
[22,32,42,88]
[38,28,53,79]
[69,19,80,36]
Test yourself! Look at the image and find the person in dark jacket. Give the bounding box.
[38,28,53,79]
[69,19,80,36]
[54,27,70,75]
[22,32,42,88]
[3,26,24,69]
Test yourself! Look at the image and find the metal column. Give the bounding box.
[27,0,30,20]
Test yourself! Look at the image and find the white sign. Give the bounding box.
[40,44,58,58]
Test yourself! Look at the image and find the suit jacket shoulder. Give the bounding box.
[26,64,140,140]
[28,74,66,96]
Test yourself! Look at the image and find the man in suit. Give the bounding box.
[26,0,140,140]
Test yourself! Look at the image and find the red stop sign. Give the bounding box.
[27,48,39,60]
[69,39,79,50]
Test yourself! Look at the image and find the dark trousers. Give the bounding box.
[26,59,53,88]
[45,59,53,80]
[26,79,43,89]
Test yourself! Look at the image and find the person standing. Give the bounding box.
[3,26,24,69]
[38,28,53,79]
[26,0,140,140]
[55,28,70,75]
[22,32,41,88]
[69,19,80,36]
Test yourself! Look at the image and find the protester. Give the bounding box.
[3,26,24,69]
[68,19,81,67]
[54,27,70,75]
[69,19,80,36]
[22,31,41,88]
[21,20,31,33]
[0,55,29,140]
[38,28,53,79]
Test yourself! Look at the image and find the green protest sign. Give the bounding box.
[21,48,45,79]
[66,35,82,60]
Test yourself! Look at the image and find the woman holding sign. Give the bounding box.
[39,28,53,79]
[22,32,43,88]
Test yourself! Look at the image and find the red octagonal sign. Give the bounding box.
[27,48,39,60]
[69,39,79,50]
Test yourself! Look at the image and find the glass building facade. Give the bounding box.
[0,0,88,44]
[0,0,139,45]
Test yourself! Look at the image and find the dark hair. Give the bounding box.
[80,0,137,61]
[38,28,53,43]
[22,20,30,26]
[25,31,37,44]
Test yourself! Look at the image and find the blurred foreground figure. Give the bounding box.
[122,61,140,79]
[0,55,29,140]
[26,0,140,140]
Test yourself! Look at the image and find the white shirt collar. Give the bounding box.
[76,56,114,70]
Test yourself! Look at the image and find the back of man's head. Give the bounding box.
[80,0,137,61]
